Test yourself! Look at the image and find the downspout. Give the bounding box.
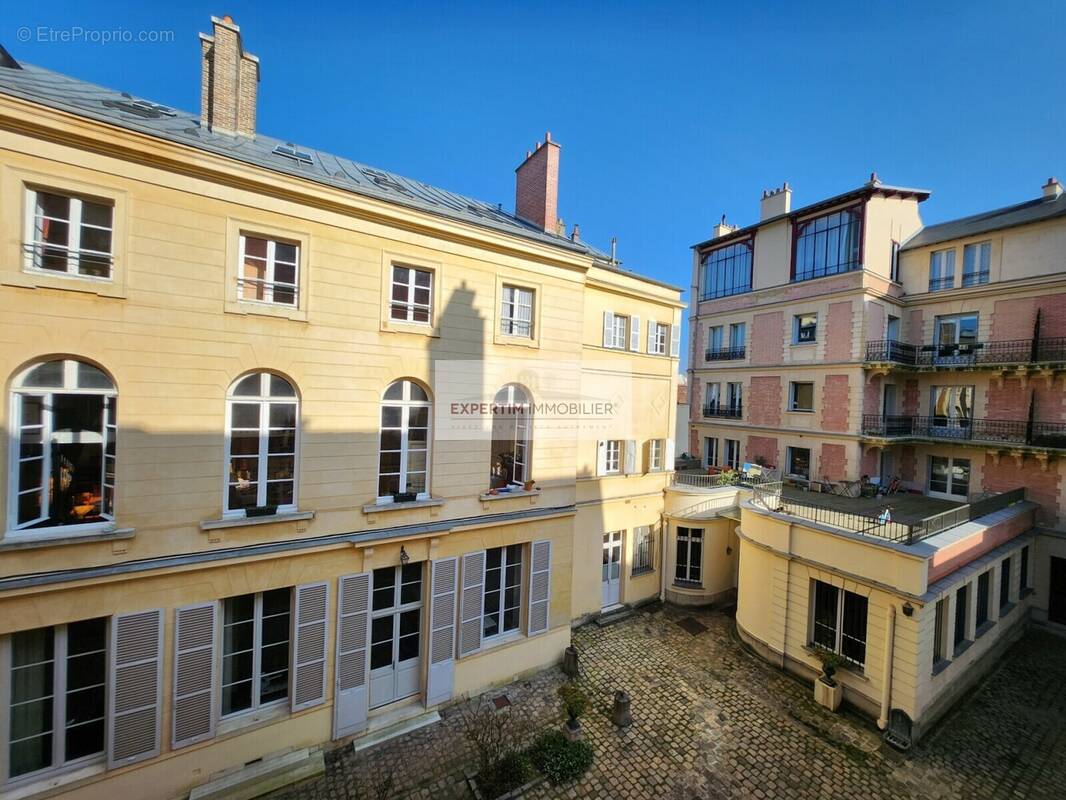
[878,603,897,729]
[659,511,668,602]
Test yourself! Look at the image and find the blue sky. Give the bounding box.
[7,1,1064,367]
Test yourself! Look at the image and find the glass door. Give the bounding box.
[931,386,973,439]
[368,563,423,709]
[929,456,970,499]
[601,532,622,608]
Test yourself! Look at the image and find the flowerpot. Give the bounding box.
[391,491,417,503]
[813,676,843,711]
[246,505,277,518]
[563,716,583,742]
[523,480,536,492]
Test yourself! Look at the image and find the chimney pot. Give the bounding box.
[1043,177,1063,200]
[570,223,580,242]
[515,132,562,233]
[759,182,792,220]
[200,15,259,137]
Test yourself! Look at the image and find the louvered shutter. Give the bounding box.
[630,316,641,351]
[172,603,217,749]
[458,551,486,657]
[670,322,681,357]
[527,540,552,636]
[624,439,637,474]
[596,440,608,476]
[333,573,370,738]
[292,582,329,712]
[426,558,458,705]
[602,311,614,347]
[666,438,676,471]
[647,320,656,353]
[108,609,162,768]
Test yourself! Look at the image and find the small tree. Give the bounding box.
[456,695,534,776]
[813,646,843,686]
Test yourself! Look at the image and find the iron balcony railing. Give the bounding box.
[705,346,746,362]
[928,275,955,292]
[702,402,743,419]
[750,483,1026,546]
[864,337,1066,368]
[861,414,1066,449]
[672,469,780,491]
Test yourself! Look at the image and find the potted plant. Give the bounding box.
[391,491,417,503]
[246,504,277,518]
[812,646,844,711]
[557,682,587,741]
[523,479,536,492]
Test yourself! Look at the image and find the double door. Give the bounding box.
[369,563,423,709]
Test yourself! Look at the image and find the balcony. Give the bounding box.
[705,346,746,362]
[861,414,1066,450]
[864,337,1066,370]
[702,402,743,420]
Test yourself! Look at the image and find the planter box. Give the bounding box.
[465,769,545,800]
[813,677,843,711]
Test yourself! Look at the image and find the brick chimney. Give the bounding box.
[515,132,561,233]
[1043,177,1063,200]
[760,182,791,220]
[199,15,259,137]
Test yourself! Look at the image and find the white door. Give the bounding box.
[369,563,423,710]
[601,532,622,608]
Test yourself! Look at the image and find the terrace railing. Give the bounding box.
[864,337,1066,368]
[861,414,1066,450]
[705,346,746,362]
[703,402,743,419]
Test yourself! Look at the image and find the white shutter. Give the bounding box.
[596,440,608,476]
[108,609,162,768]
[458,551,486,657]
[630,315,641,351]
[333,573,370,738]
[670,322,681,357]
[666,438,676,470]
[427,557,458,706]
[172,603,217,749]
[527,540,552,636]
[602,311,614,347]
[624,439,637,474]
[647,320,656,353]
[292,582,329,712]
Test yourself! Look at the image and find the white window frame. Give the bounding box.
[500,285,534,338]
[675,526,703,584]
[237,234,300,307]
[707,325,723,354]
[604,440,622,474]
[962,241,991,286]
[377,380,432,503]
[23,187,114,280]
[724,439,740,470]
[810,580,868,668]
[789,381,814,412]
[728,322,746,351]
[224,373,299,518]
[704,437,718,468]
[648,439,664,471]
[610,315,628,349]
[793,313,817,344]
[929,248,956,290]
[390,265,433,324]
[649,322,668,355]
[7,359,117,536]
[482,544,523,641]
[220,589,292,719]
[490,384,531,488]
[1,619,109,785]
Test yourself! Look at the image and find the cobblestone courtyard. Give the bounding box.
[269,605,1066,800]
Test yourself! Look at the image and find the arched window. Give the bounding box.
[490,384,531,489]
[9,358,116,531]
[226,372,298,515]
[378,379,430,502]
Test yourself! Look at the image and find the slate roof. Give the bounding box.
[0,59,617,262]
[901,190,1066,250]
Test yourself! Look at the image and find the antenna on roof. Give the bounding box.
[610,237,618,265]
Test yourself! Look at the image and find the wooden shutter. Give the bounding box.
[624,439,637,474]
[108,609,162,768]
[333,573,370,738]
[647,320,656,353]
[292,582,329,712]
[427,558,458,705]
[527,540,552,636]
[458,551,486,657]
[666,438,676,471]
[596,440,608,476]
[630,315,641,351]
[670,322,681,357]
[172,603,217,749]
[602,311,614,347]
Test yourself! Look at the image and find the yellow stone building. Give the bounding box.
[0,18,681,799]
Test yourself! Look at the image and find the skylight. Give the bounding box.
[272,144,313,165]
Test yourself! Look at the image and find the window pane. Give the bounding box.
[230,403,260,428]
[269,403,297,429]
[840,592,868,665]
[232,374,261,396]
[262,587,291,618]
[10,733,53,778]
[812,581,839,650]
[66,718,105,761]
[222,679,252,716]
[265,481,294,507]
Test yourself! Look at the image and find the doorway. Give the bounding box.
[369,563,423,709]
[602,531,622,608]
[928,455,970,500]
[1050,557,1066,626]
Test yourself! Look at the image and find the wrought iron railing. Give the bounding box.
[865,337,1066,367]
[908,488,1026,541]
[961,270,990,287]
[928,275,955,292]
[703,402,743,419]
[861,414,1066,449]
[672,469,780,491]
[705,346,746,362]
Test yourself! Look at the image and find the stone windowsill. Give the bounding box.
[974,619,996,640]
[362,498,445,515]
[479,488,541,502]
[631,567,655,578]
[953,639,973,658]
[801,644,868,681]
[999,601,1016,617]
[0,526,135,551]
[931,658,952,677]
[200,511,315,531]
[672,580,703,590]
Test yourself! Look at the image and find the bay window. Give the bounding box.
[378,379,431,501]
[24,188,113,279]
[9,359,116,533]
[225,372,299,515]
[490,384,531,489]
[699,240,752,300]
